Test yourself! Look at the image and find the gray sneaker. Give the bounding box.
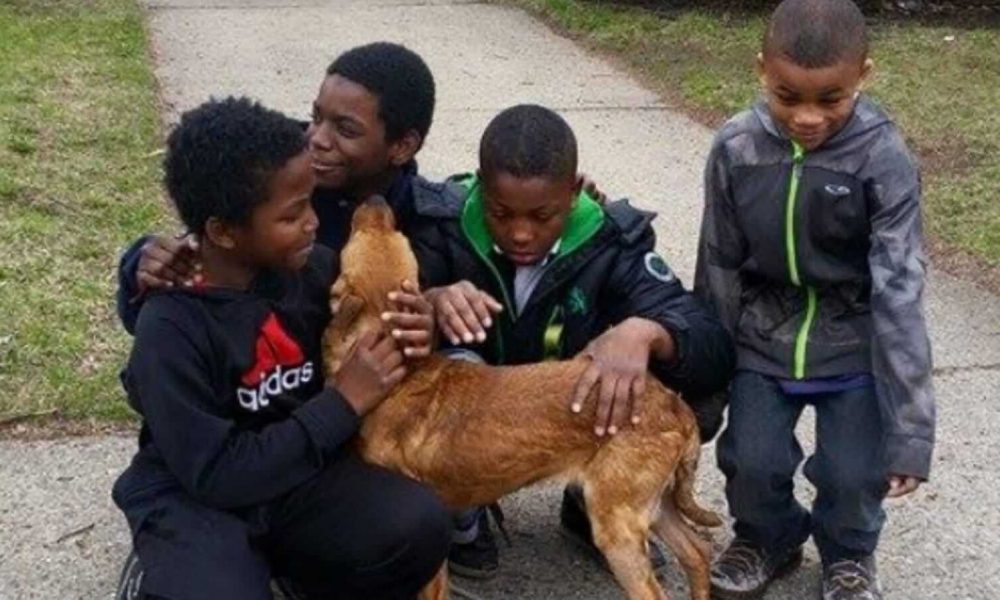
[710,538,803,599]
[822,556,882,600]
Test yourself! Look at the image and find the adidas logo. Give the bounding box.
[237,362,314,412]
[236,312,312,413]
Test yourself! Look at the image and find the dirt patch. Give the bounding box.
[914,136,981,177]
[0,414,134,441]
[927,235,1000,295]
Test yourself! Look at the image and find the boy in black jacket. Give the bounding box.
[112,97,450,600]
[412,104,736,578]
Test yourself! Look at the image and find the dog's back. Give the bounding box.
[358,354,698,508]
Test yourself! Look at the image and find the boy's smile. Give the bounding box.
[482,171,576,266]
[758,54,871,151]
[307,74,401,197]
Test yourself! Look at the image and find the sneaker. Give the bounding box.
[822,556,882,600]
[448,507,500,580]
[709,537,803,599]
[113,550,143,600]
[558,485,668,574]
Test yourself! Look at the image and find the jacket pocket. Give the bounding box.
[803,170,870,260]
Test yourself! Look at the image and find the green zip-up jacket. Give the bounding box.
[410,175,736,401]
[694,96,935,479]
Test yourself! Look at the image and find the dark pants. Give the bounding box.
[124,454,451,600]
[716,371,888,564]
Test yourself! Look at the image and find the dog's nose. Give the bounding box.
[363,194,390,210]
[352,194,398,232]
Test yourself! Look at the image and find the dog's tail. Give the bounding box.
[672,426,723,528]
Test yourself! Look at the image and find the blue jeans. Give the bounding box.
[717,371,889,564]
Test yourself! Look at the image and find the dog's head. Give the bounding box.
[324,196,420,375]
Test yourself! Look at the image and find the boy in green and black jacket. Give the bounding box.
[410,104,735,579]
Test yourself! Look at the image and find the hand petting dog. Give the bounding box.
[571,317,677,436]
[330,330,407,416]
[383,279,436,359]
[426,280,503,345]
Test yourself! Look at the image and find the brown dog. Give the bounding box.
[323,198,721,600]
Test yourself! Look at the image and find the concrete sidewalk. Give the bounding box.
[2,1,998,598]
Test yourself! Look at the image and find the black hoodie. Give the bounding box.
[112,247,360,512]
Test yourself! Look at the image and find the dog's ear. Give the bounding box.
[329,277,348,314]
[329,293,364,335]
[323,292,366,378]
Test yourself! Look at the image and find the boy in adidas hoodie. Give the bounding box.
[694,1,935,598]
[112,97,450,600]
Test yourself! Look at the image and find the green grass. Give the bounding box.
[0,0,168,422]
[504,0,1000,266]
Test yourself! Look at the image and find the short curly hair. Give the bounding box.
[479,104,577,182]
[327,42,435,144]
[164,97,307,234]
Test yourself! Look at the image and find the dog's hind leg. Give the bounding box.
[582,441,681,600]
[673,430,723,529]
[588,499,666,600]
[652,498,712,600]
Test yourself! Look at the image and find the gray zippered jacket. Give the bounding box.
[694,96,935,479]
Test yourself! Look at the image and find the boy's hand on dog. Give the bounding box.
[331,330,406,416]
[426,281,503,346]
[571,318,668,436]
[887,474,922,498]
[136,234,202,293]
[383,280,435,359]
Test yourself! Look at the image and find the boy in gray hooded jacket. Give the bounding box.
[694,1,935,598]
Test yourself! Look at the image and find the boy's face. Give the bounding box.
[231,151,319,272]
[307,74,412,194]
[758,54,872,151]
[481,171,576,266]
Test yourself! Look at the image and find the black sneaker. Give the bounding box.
[709,537,803,599]
[448,508,500,580]
[822,556,882,600]
[558,485,668,573]
[113,550,143,600]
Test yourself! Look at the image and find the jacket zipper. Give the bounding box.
[468,245,512,363]
[785,142,816,379]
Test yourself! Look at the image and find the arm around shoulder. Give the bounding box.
[116,235,151,335]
